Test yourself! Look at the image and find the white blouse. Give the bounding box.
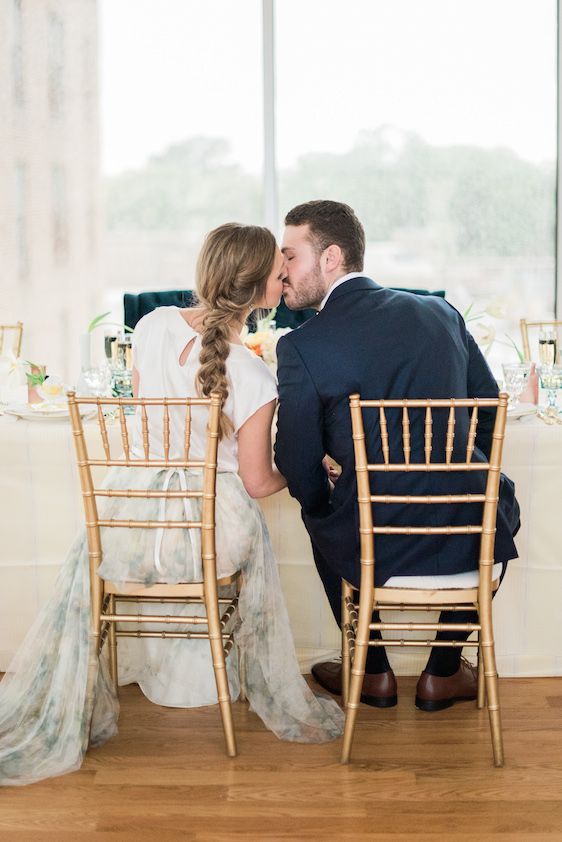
[131,306,278,471]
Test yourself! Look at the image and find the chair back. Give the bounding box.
[349,395,508,593]
[67,393,222,596]
[124,291,196,331]
[0,321,23,356]
[520,318,562,363]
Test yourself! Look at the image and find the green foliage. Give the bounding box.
[87,311,112,332]
[105,137,261,234]
[25,363,46,386]
[88,312,133,333]
[104,129,555,259]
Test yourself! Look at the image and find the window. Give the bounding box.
[101,0,263,293]
[276,0,557,366]
[2,1,558,381]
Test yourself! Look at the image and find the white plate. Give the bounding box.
[3,403,96,423]
[507,402,537,420]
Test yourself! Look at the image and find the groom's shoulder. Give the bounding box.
[277,311,323,353]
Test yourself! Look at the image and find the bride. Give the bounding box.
[0,223,343,787]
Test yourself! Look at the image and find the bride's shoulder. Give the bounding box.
[135,306,188,336]
[134,306,169,331]
[230,344,276,385]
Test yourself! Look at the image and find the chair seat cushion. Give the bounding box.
[384,561,503,589]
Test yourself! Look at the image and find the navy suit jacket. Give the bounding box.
[274,277,519,587]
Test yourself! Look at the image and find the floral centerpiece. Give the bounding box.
[0,356,66,406]
[464,298,538,404]
[242,308,291,371]
[463,298,524,361]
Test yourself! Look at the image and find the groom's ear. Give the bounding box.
[323,243,344,274]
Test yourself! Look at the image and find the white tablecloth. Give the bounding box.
[0,413,561,675]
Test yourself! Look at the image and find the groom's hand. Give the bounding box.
[322,456,341,485]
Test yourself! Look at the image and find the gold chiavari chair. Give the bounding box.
[341,394,508,766]
[0,321,23,356]
[520,318,562,362]
[67,391,241,757]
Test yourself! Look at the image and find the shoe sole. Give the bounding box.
[361,693,398,709]
[415,694,477,712]
[311,672,398,708]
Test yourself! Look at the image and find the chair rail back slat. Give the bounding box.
[349,393,508,583]
[520,318,562,362]
[0,321,23,356]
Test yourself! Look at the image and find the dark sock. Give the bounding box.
[365,609,391,674]
[423,609,478,677]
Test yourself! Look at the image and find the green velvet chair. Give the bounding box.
[123,288,446,332]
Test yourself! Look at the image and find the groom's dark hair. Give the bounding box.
[284,200,365,272]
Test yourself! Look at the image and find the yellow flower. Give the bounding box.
[244,328,291,369]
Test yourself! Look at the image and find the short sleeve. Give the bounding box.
[229,351,278,432]
[131,310,158,369]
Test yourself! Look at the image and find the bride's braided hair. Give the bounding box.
[196,223,277,439]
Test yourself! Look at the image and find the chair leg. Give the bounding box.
[341,591,371,764]
[108,595,119,694]
[205,588,237,757]
[341,581,353,709]
[235,576,246,703]
[480,606,504,767]
[477,637,485,710]
[237,643,247,704]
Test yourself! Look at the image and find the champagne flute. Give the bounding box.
[538,327,557,368]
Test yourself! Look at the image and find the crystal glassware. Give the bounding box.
[82,366,112,398]
[104,330,119,367]
[538,327,557,368]
[502,362,531,407]
[36,375,66,407]
[537,364,562,421]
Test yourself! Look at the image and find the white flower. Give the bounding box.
[472,322,496,347]
[485,298,506,319]
[0,354,29,403]
[0,353,28,386]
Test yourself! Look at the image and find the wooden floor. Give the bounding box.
[1,676,562,841]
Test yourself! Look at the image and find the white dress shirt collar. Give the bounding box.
[319,272,365,310]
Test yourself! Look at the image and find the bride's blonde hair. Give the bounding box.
[195,223,277,439]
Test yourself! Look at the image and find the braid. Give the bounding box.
[197,308,234,440]
[194,222,277,441]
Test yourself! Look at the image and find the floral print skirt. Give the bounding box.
[0,468,343,786]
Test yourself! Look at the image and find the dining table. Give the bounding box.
[0,407,561,677]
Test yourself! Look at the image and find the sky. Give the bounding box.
[100,0,557,176]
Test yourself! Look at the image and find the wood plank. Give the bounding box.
[0,678,562,839]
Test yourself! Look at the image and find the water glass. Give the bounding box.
[537,365,562,419]
[502,362,531,407]
[82,366,112,398]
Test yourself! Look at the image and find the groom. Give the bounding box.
[274,200,520,710]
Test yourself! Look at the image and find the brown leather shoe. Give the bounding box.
[415,657,478,712]
[311,660,397,708]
